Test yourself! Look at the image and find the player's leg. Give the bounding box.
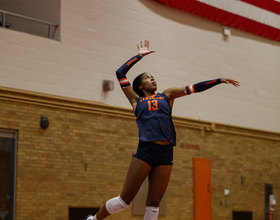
[88,157,151,220]
[144,165,172,220]
[120,157,152,204]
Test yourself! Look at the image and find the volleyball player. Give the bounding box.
[85,40,239,220]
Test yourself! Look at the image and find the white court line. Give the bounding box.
[196,0,280,29]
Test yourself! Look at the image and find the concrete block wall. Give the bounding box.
[0,0,279,133]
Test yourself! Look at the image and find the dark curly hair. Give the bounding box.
[133,72,145,97]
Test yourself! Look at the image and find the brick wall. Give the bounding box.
[0,0,280,133]
[0,87,279,220]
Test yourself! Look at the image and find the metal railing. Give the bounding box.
[0,9,59,38]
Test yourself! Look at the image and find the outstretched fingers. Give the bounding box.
[222,78,240,87]
[137,40,155,57]
[137,40,149,49]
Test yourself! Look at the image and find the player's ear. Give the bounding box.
[139,84,143,90]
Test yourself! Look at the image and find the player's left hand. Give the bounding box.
[221,78,240,87]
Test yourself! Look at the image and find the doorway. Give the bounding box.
[193,158,211,220]
[0,129,17,220]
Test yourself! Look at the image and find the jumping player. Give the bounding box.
[85,40,240,220]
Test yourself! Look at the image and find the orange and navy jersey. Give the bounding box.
[135,93,176,146]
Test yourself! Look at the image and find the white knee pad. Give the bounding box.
[105,196,129,215]
[144,206,159,220]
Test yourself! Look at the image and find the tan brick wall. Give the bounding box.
[0,0,280,133]
[0,87,280,220]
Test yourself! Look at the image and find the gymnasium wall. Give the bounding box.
[0,87,279,220]
[1,1,280,219]
[0,0,279,133]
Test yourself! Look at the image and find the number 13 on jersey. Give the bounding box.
[147,100,158,111]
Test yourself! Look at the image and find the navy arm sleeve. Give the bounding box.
[185,79,222,95]
[116,55,142,88]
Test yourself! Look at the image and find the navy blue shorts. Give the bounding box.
[134,142,174,168]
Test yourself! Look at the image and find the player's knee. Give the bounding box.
[144,206,159,220]
[105,196,129,215]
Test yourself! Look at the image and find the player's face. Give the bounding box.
[140,73,157,92]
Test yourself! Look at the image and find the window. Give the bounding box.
[232,211,252,220]
[0,0,60,40]
[69,207,99,220]
[0,130,17,220]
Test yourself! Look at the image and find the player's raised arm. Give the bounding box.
[116,40,155,108]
